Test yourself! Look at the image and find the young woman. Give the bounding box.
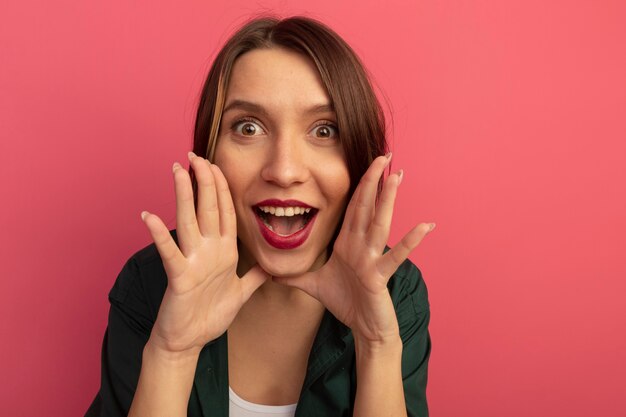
[86,16,434,417]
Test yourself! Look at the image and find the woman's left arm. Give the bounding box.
[274,154,434,417]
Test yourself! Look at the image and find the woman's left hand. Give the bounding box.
[274,154,435,346]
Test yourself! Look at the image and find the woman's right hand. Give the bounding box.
[140,152,268,356]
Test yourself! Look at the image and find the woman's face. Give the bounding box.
[214,47,350,277]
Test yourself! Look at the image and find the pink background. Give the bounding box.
[2,0,625,416]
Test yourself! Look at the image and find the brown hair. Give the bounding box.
[192,16,388,197]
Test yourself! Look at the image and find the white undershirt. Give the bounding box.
[229,387,297,417]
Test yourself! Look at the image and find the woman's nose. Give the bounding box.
[260,136,310,187]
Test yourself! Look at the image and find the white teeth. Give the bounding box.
[258,206,312,217]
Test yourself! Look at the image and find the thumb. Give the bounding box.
[239,264,270,302]
[272,272,319,300]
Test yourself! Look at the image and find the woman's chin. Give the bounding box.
[258,260,312,278]
[237,238,329,278]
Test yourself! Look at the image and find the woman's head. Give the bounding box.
[192,16,389,276]
[192,16,387,196]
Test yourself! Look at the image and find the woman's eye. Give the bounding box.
[233,120,265,136]
[311,123,338,139]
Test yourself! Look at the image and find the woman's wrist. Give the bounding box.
[144,336,203,364]
[353,332,403,359]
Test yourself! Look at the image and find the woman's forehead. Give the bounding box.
[225,47,332,114]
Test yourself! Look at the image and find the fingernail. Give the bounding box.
[429,223,436,231]
[172,162,182,172]
[397,169,404,185]
[188,151,197,162]
[140,211,149,221]
[385,152,392,160]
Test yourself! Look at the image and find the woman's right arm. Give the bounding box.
[128,153,268,417]
[128,341,202,417]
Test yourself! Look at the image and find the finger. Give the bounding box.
[239,264,270,302]
[378,222,435,278]
[367,170,402,250]
[346,154,392,234]
[190,153,219,236]
[141,211,187,278]
[272,273,320,300]
[341,183,360,231]
[209,164,237,237]
[342,154,389,231]
[173,162,202,254]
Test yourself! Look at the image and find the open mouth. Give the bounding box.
[254,205,318,236]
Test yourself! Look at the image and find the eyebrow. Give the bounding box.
[222,99,335,117]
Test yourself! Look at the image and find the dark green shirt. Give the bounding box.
[86,238,431,417]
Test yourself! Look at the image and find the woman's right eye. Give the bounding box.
[232,119,265,137]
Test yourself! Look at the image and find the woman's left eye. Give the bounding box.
[310,123,338,139]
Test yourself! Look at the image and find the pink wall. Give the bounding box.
[2,0,625,416]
